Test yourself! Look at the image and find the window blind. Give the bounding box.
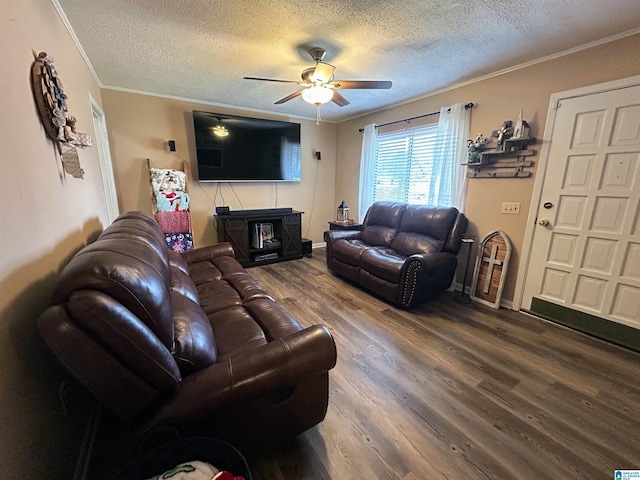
[374,124,451,205]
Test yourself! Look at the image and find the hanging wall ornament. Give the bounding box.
[31,51,92,179]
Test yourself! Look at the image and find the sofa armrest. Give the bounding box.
[399,252,458,307]
[324,230,361,245]
[409,251,457,272]
[144,324,337,425]
[181,242,235,264]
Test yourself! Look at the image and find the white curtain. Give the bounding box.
[430,103,470,211]
[358,123,378,222]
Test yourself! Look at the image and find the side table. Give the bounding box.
[328,221,364,231]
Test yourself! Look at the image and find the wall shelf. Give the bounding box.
[465,137,536,178]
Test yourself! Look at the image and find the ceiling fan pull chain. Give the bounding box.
[316,104,321,125]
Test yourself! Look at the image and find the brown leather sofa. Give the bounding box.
[324,201,468,308]
[38,211,337,451]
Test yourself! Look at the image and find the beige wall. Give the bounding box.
[1,0,111,477]
[100,90,337,246]
[335,33,640,303]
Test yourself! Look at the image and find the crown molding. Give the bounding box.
[50,0,102,87]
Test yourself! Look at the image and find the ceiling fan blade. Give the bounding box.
[243,76,300,84]
[274,89,304,104]
[331,80,392,89]
[311,62,335,83]
[331,91,350,107]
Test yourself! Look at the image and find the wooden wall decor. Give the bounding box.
[30,51,92,178]
[470,229,512,309]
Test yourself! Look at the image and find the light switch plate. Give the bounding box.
[501,202,521,214]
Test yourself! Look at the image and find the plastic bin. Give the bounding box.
[111,437,251,480]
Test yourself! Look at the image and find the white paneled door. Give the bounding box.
[522,83,640,330]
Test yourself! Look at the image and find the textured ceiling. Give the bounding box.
[56,0,640,122]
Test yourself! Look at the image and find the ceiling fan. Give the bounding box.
[243,47,392,122]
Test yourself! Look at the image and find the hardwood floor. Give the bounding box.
[245,249,640,479]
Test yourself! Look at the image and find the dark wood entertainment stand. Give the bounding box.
[215,208,303,267]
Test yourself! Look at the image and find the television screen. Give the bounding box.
[192,111,301,182]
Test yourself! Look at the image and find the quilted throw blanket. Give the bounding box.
[155,211,191,234]
[164,233,193,254]
[156,190,190,212]
[150,166,193,251]
[150,168,186,193]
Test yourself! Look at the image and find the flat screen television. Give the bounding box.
[193,111,301,182]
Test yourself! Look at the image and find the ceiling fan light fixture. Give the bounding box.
[301,85,333,105]
[213,125,229,137]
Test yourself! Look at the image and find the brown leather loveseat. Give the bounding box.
[38,211,337,451]
[324,201,468,308]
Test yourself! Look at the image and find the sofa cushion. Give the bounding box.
[99,214,168,260]
[52,237,175,348]
[360,225,398,247]
[170,265,200,303]
[187,255,246,286]
[171,292,217,374]
[197,280,243,314]
[391,205,458,256]
[188,261,223,285]
[360,201,406,247]
[224,272,273,303]
[207,306,268,361]
[212,255,251,276]
[360,247,407,283]
[331,239,371,266]
[67,289,181,388]
[244,298,302,340]
[391,232,442,256]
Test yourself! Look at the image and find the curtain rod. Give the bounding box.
[358,102,474,133]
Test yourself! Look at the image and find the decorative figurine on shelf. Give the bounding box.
[466,133,489,164]
[492,120,514,151]
[513,109,530,139]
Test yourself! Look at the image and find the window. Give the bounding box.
[359,104,469,220]
[373,124,454,206]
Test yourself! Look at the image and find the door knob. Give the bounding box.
[538,218,550,226]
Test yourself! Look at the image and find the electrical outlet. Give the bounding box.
[501,202,521,214]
